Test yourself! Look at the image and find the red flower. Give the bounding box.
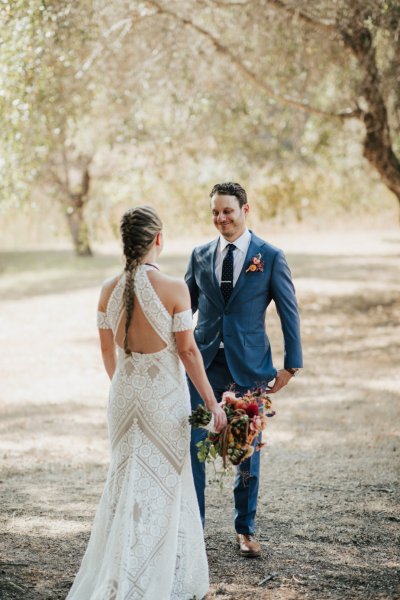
[245,402,259,418]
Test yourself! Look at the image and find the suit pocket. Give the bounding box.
[244,332,268,347]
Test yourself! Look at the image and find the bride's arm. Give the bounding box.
[98,329,116,380]
[97,280,117,380]
[173,282,227,432]
[176,331,227,432]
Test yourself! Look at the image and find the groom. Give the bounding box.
[185,182,303,557]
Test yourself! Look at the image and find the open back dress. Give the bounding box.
[66,265,209,600]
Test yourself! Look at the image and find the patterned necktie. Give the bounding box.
[220,244,235,303]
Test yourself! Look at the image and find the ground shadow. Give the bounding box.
[2,249,399,301]
[1,240,399,600]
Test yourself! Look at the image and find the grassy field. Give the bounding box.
[1,229,399,599]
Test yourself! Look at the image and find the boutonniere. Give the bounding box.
[246,253,264,273]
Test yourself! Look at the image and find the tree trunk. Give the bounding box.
[342,25,400,210]
[362,114,400,210]
[53,162,93,256]
[65,198,92,256]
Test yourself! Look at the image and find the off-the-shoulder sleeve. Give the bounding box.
[97,310,111,330]
[172,309,193,332]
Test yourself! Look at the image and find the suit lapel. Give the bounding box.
[226,233,263,307]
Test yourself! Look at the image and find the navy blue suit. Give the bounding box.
[185,231,302,532]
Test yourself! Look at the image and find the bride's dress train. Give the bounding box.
[66,265,209,600]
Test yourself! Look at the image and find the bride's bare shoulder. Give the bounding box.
[147,270,189,307]
[98,274,123,311]
[148,269,187,289]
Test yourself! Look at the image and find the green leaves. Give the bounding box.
[196,440,211,463]
[0,0,97,203]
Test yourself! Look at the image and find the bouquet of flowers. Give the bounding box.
[189,388,275,468]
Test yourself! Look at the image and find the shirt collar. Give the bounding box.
[219,228,251,253]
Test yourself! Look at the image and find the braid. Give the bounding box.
[123,257,140,354]
[120,205,163,355]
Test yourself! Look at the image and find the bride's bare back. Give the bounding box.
[100,268,187,355]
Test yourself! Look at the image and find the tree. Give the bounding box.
[138,0,400,211]
[1,0,220,250]
[0,0,97,255]
[265,0,400,210]
[2,0,399,254]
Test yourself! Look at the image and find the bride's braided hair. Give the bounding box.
[120,205,162,355]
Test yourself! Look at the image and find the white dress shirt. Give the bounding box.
[215,228,252,286]
[214,229,251,348]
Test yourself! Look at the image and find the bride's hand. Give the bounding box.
[210,404,227,433]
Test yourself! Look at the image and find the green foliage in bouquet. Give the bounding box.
[189,389,275,469]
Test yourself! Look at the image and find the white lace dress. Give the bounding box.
[66,265,209,600]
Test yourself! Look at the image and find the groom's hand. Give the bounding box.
[268,369,293,394]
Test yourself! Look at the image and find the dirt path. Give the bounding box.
[1,230,399,600]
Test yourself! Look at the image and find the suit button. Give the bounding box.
[224,310,230,315]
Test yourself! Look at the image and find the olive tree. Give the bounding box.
[138,0,400,211]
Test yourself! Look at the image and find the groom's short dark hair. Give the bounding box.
[210,182,248,208]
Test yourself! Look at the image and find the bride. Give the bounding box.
[66,205,226,600]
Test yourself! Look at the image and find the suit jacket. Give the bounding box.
[185,231,303,388]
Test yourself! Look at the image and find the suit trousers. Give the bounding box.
[189,349,261,534]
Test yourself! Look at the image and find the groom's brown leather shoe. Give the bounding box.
[236,534,261,558]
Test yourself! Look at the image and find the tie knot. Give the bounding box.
[226,244,235,253]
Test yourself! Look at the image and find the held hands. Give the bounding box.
[267,369,294,394]
[210,403,228,432]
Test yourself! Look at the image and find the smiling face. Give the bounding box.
[211,193,249,241]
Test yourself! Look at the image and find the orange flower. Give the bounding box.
[242,446,255,460]
[234,400,249,410]
[246,253,264,273]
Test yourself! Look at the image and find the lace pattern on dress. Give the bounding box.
[133,267,172,344]
[67,264,208,600]
[105,275,125,333]
[97,310,111,329]
[172,310,193,333]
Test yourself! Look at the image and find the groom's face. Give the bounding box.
[211,194,248,241]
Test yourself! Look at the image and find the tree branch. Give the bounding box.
[49,167,68,195]
[208,0,252,6]
[62,145,70,191]
[265,0,337,34]
[80,11,160,73]
[146,0,360,120]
